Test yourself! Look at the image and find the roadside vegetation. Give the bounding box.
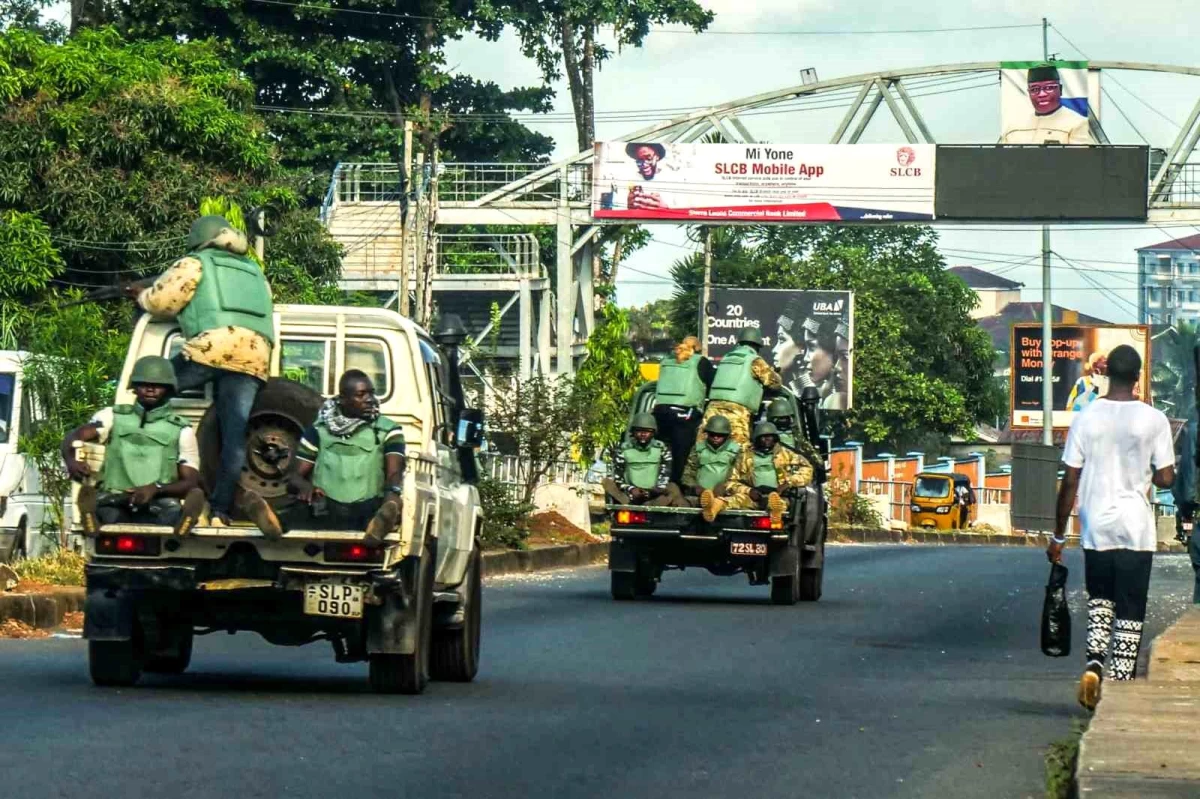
[11,549,85,587]
[1045,719,1086,799]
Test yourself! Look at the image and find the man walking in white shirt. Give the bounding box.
[1047,345,1175,710]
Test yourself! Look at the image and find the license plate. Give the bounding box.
[304,583,364,618]
[729,539,768,557]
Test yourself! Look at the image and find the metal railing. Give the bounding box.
[436,233,541,276]
[481,454,590,490]
[1155,163,1200,207]
[437,162,592,205]
[859,480,1012,527]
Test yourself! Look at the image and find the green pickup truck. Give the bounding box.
[606,385,829,605]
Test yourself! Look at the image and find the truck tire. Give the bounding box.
[770,550,800,606]
[635,571,657,597]
[144,627,194,674]
[197,378,323,512]
[611,570,637,600]
[431,545,482,682]
[89,638,143,687]
[799,568,823,602]
[369,543,434,695]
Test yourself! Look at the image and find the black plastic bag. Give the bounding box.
[1041,562,1071,657]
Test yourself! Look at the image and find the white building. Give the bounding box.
[1137,233,1200,325]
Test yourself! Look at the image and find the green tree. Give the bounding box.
[574,301,640,460]
[1151,322,1198,508]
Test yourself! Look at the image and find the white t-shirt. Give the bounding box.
[1062,398,1174,551]
[89,407,200,469]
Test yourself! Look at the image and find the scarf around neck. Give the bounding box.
[317,396,380,438]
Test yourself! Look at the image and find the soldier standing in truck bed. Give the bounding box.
[697,327,781,447]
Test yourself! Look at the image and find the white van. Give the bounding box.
[0,351,55,561]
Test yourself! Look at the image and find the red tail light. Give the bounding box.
[750,516,782,530]
[615,509,649,525]
[324,542,385,563]
[96,534,162,556]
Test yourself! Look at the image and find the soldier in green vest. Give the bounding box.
[682,415,746,522]
[728,422,815,526]
[698,327,781,449]
[652,335,715,484]
[767,397,824,470]
[62,357,206,536]
[266,370,406,545]
[603,413,682,506]
[134,215,275,526]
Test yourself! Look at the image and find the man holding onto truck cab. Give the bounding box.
[602,413,682,507]
[727,422,815,527]
[652,335,714,484]
[63,356,206,537]
[698,327,781,448]
[131,215,274,527]
[262,370,406,545]
[682,415,745,522]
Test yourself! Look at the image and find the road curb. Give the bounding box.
[481,542,608,578]
[831,528,1189,552]
[0,587,85,630]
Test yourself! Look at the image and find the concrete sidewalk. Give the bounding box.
[1077,607,1200,796]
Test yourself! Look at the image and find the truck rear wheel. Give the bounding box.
[611,570,637,600]
[770,549,800,605]
[799,568,823,602]
[369,543,434,694]
[89,638,143,687]
[144,626,194,674]
[431,545,481,682]
[635,572,657,597]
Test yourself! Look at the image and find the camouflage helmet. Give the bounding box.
[767,398,792,420]
[187,215,234,251]
[630,412,657,432]
[738,327,764,347]
[753,421,780,441]
[704,415,732,436]
[129,356,177,391]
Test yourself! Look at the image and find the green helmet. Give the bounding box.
[704,415,732,436]
[738,327,764,347]
[630,412,657,432]
[187,215,234,251]
[767,399,792,420]
[129,356,177,390]
[753,421,780,441]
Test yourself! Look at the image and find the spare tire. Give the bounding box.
[196,377,324,517]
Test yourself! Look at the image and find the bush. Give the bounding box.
[476,475,535,550]
[12,549,85,586]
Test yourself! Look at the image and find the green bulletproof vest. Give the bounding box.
[620,440,666,490]
[708,345,763,410]
[654,354,706,409]
[752,448,778,489]
[178,249,275,345]
[695,439,741,490]
[312,416,399,504]
[102,404,188,492]
[778,431,795,449]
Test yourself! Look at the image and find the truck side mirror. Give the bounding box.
[457,408,484,448]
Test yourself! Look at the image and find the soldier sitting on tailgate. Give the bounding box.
[682,415,746,522]
[63,356,207,537]
[602,413,683,507]
[263,370,406,546]
[727,422,815,526]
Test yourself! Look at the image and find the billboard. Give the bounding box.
[1000,61,1101,145]
[934,145,1148,221]
[592,142,935,223]
[1010,324,1151,429]
[708,288,854,410]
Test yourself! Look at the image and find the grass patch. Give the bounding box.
[1045,719,1087,799]
[12,549,86,586]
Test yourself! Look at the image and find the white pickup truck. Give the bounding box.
[0,350,56,561]
[80,306,485,694]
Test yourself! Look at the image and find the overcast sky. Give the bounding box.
[444,0,1200,322]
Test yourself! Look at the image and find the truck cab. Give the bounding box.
[80,306,485,693]
[0,351,54,562]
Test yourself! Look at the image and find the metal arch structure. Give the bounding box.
[324,61,1200,375]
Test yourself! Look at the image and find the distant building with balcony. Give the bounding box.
[1137,233,1200,325]
[947,266,1024,319]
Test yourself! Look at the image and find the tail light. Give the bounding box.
[615,509,649,525]
[324,542,385,564]
[749,516,782,530]
[96,534,162,556]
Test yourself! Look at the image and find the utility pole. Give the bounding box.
[701,228,713,357]
[1040,16,1054,446]
[399,120,413,318]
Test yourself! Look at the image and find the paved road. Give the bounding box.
[0,546,1194,799]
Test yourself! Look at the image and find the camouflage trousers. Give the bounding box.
[696,401,752,447]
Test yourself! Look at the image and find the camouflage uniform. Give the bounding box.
[726,443,815,510]
[696,357,781,447]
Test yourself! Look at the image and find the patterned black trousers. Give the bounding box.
[1083,548,1154,681]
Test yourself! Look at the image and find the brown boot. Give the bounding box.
[766,492,786,526]
[365,498,401,546]
[174,488,206,537]
[241,490,283,540]
[77,485,100,536]
[701,490,726,523]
